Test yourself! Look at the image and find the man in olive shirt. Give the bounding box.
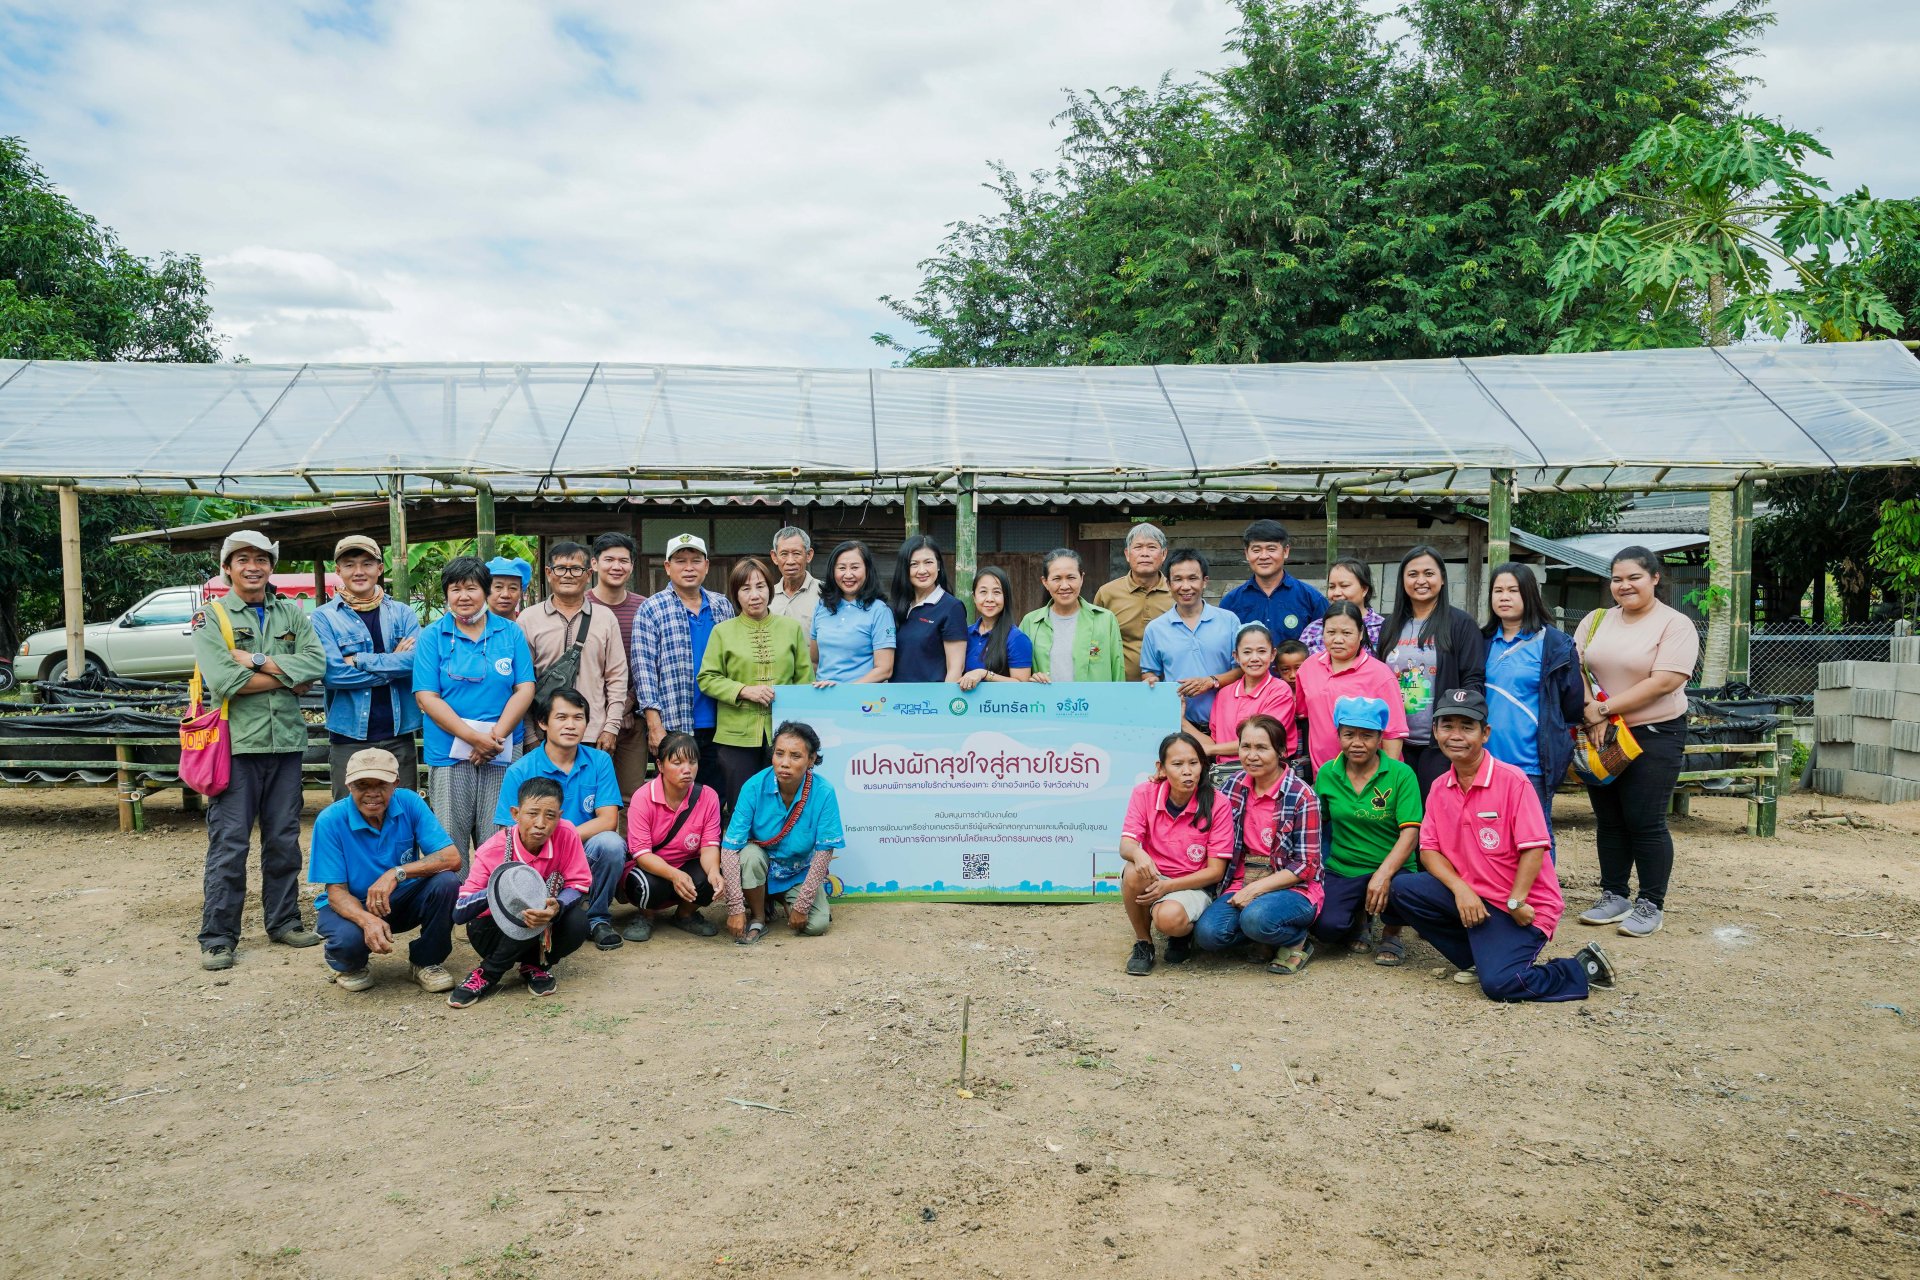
[1093,522,1173,681]
[193,530,328,971]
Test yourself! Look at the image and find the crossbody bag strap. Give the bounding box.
[1578,607,1608,696]
[190,600,240,716]
[764,770,813,849]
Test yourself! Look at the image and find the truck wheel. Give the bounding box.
[44,656,104,683]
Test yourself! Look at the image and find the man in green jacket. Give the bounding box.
[1021,548,1126,683]
[194,530,328,971]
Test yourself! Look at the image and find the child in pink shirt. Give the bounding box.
[1119,732,1234,976]
[1203,623,1297,761]
[448,775,594,1007]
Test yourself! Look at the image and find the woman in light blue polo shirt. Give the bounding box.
[413,557,536,862]
[811,540,897,686]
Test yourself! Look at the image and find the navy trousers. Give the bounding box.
[1385,872,1588,1002]
[315,871,460,972]
[1311,871,1373,944]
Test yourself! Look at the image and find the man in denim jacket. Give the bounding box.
[314,535,423,798]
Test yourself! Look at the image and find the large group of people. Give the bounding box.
[189,516,1700,1010]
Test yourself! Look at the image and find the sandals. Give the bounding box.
[737,918,768,947]
[1268,939,1314,976]
[1373,935,1406,967]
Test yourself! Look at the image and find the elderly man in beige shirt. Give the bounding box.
[517,540,630,751]
[768,525,824,641]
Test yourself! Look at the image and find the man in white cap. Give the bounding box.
[312,534,422,799]
[632,533,733,792]
[308,747,461,992]
[193,529,328,971]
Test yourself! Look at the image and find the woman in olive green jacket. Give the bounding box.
[1020,549,1125,683]
[697,557,813,812]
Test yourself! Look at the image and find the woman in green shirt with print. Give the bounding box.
[698,557,812,814]
[1021,548,1124,683]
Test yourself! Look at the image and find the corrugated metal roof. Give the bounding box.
[1512,529,1707,578]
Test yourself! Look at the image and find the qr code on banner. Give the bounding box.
[960,849,991,881]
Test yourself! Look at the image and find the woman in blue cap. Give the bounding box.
[486,556,534,620]
[1311,695,1424,966]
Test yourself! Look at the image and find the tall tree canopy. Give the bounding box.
[0,136,226,653]
[879,0,1772,367]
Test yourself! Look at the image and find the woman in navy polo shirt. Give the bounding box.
[958,566,1033,688]
[888,535,967,684]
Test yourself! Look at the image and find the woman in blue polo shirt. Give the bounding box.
[958,566,1033,689]
[888,535,968,684]
[1483,562,1584,857]
[811,540,896,686]
[412,557,536,864]
[720,721,846,943]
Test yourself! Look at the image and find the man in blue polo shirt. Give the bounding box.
[310,747,462,993]
[1220,519,1327,646]
[492,685,627,951]
[1139,549,1240,736]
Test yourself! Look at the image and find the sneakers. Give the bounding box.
[669,910,719,937]
[411,963,455,993]
[521,964,558,997]
[1617,898,1664,938]
[333,967,375,992]
[1576,942,1617,989]
[447,968,497,1009]
[1125,940,1155,977]
[1163,934,1193,966]
[200,945,234,971]
[269,925,322,948]
[1451,965,1479,985]
[621,914,654,943]
[1578,892,1634,926]
[591,921,624,951]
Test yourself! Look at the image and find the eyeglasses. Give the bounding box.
[549,564,588,577]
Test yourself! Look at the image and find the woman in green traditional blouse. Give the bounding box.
[698,557,813,814]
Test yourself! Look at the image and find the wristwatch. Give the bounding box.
[1506,897,1523,911]
[249,652,267,670]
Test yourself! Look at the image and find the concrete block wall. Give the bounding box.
[1812,652,1920,804]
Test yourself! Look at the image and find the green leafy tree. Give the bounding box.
[1543,114,1920,349]
[1870,496,1920,618]
[881,0,1771,367]
[0,135,228,652]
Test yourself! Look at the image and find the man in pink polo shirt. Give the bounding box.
[1385,689,1614,1002]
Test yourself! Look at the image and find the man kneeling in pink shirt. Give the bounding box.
[1385,689,1615,1002]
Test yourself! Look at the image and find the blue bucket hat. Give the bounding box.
[486,556,532,588]
[1332,695,1391,733]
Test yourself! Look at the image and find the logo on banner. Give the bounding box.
[948,697,969,716]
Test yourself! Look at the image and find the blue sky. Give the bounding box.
[2,1,1914,367]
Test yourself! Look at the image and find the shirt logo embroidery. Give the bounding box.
[493,656,514,676]
[1284,614,1299,630]
[682,832,699,850]
[1185,842,1206,860]
[1478,827,1500,850]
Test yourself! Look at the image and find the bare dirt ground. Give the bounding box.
[2,787,1918,1280]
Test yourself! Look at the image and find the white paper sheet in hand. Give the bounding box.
[448,718,517,766]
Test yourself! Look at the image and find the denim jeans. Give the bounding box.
[1193,888,1317,952]
[582,831,627,928]
[314,871,459,972]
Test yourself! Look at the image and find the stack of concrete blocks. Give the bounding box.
[1811,636,1920,803]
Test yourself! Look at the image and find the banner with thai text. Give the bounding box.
[769,682,1179,901]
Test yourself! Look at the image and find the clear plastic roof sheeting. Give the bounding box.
[1,341,1916,496]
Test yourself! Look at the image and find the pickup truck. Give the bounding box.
[13,574,340,683]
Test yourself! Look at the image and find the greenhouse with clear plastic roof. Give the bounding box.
[4,338,1920,805]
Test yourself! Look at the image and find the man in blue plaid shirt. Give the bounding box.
[633,533,734,795]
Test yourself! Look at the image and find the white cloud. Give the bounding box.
[2,0,1911,367]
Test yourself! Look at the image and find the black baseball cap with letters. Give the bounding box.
[1434,687,1488,723]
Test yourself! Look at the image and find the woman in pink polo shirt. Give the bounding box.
[1198,623,1296,766]
[1119,732,1233,977]
[1297,601,1408,775]
[619,732,725,941]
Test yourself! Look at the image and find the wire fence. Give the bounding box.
[1551,611,1898,701]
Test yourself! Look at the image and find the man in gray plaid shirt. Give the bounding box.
[632,533,734,796]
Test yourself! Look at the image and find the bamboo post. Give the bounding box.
[903,484,921,540]
[1730,478,1754,688]
[387,477,410,607]
[474,481,497,562]
[1323,488,1339,571]
[58,485,84,679]
[1703,488,1734,687]
[1487,467,1514,582]
[115,742,136,833]
[313,559,327,603]
[954,473,978,608]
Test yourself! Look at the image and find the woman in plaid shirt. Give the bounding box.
[1192,713,1324,975]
